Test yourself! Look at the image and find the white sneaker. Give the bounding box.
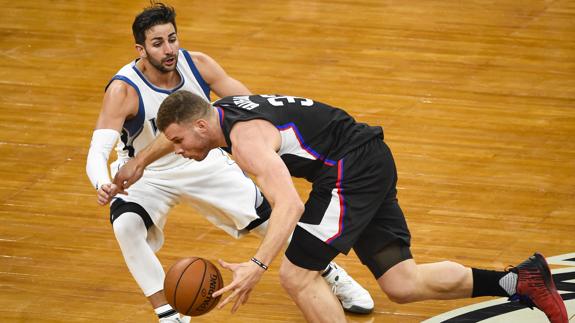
[322,262,374,314]
[159,317,188,323]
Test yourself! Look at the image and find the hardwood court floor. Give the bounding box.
[1,0,574,322]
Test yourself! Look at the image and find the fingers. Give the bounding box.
[217,290,238,309]
[242,290,251,305]
[212,259,258,313]
[213,280,236,298]
[232,290,250,312]
[97,195,109,206]
[218,259,231,270]
[232,296,242,313]
[217,287,249,313]
[112,164,134,188]
[96,184,117,206]
[113,174,130,191]
[97,192,111,206]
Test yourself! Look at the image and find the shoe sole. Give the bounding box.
[343,305,374,314]
[533,252,568,322]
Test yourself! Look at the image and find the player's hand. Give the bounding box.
[213,259,265,313]
[97,183,120,206]
[112,158,144,193]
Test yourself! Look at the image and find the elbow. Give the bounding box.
[293,200,305,218]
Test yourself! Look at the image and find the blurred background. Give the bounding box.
[1,1,573,322]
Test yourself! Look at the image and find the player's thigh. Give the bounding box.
[353,201,413,279]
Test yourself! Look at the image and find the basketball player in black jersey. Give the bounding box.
[154,91,568,323]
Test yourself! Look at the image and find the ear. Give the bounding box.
[195,119,209,133]
[135,44,147,58]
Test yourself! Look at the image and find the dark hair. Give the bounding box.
[132,2,177,45]
[157,91,211,131]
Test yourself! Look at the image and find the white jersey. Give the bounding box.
[107,48,210,170]
[106,49,263,250]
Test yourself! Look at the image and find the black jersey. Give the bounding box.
[214,95,383,181]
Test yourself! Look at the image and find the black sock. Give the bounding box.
[471,268,509,297]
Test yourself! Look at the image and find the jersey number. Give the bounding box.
[262,95,314,107]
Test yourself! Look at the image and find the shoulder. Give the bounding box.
[231,119,280,149]
[186,51,214,64]
[105,79,138,99]
[102,79,139,118]
[185,51,223,71]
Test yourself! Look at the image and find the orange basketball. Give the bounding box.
[164,257,224,316]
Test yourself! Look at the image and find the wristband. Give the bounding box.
[250,257,268,271]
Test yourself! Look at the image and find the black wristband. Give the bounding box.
[250,257,268,270]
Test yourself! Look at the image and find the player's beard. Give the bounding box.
[148,53,178,73]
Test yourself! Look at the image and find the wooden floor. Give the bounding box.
[1,0,574,322]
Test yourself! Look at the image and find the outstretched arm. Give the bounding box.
[87,80,138,205]
[213,119,304,312]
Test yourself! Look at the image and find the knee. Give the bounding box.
[379,263,419,304]
[112,212,146,244]
[382,260,468,304]
[382,279,419,304]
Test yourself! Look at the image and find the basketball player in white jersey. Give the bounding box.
[85,3,373,322]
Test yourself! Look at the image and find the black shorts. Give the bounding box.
[285,138,412,277]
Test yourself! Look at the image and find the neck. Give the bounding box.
[136,59,180,89]
[210,106,228,148]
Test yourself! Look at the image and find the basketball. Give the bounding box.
[164,257,224,316]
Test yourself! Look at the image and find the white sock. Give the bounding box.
[498,272,518,295]
[155,304,178,320]
[322,262,335,276]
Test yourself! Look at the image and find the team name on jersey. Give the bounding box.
[232,95,314,110]
[233,96,260,110]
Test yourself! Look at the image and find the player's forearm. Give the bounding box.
[253,200,304,267]
[134,133,173,167]
[86,129,120,190]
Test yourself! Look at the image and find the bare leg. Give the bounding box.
[378,259,473,303]
[147,290,168,308]
[279,256,346,323]
[251,222,374,313]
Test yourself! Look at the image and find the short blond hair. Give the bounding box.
[157,91,211,131]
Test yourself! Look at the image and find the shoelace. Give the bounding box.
[331,280,338,295]
[330,274,359,302]
[508,293,536,309]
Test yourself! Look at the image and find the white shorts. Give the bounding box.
[110,148,261,252]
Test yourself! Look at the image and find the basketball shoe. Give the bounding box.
[322,262,374,314]
[508,252,568,323]
[159,316,190,323]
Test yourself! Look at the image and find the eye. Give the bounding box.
[169,37,177,43]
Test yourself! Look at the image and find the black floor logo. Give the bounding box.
[424,253,575,323]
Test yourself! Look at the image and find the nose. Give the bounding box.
[163,41,174,55]
[175,145,183,155]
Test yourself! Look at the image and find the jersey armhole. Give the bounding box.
[180,48,211,100]
[106,76,145,136]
